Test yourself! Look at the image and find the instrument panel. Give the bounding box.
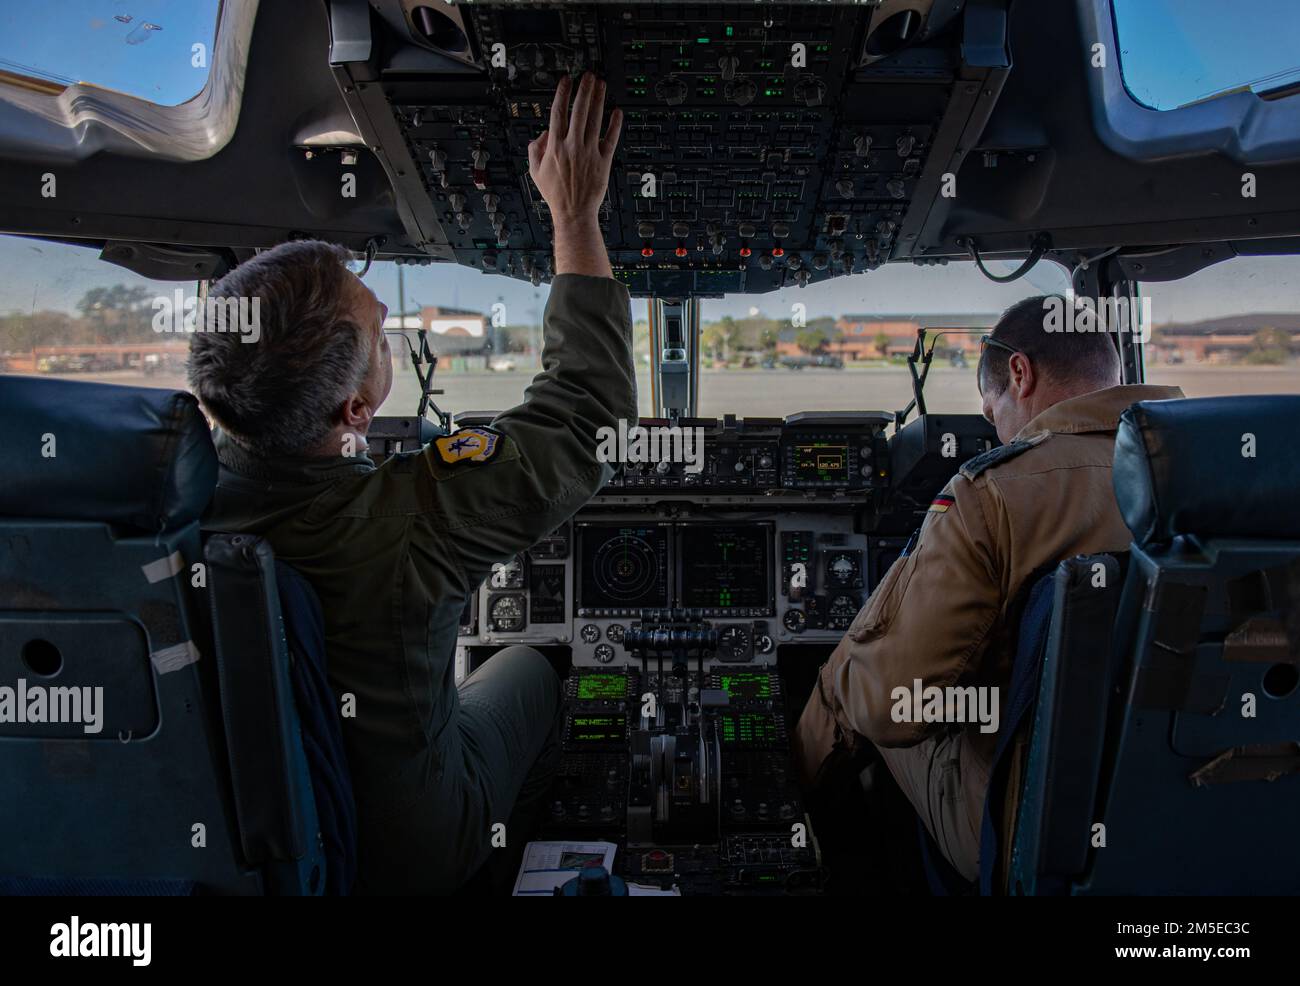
[575,521,773,618]
[442,409,995,892]
[374,1,968,295]
[451,409,993,668]
[597,411,891,493]
[453,411,900,664]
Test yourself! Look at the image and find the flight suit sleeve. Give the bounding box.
[420,273,637,589]
[829,473,1005,748]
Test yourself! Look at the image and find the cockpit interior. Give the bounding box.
[1,0,1299,915]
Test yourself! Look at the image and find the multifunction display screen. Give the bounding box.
[678,524,773,616]
[577,523,671,615]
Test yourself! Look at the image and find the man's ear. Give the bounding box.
[339,391,373,430]
[1009,352,1037,398]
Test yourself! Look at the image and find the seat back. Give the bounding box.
[1003,554,1124,895]
[1009,395,1300,894]
[0,376,328,894]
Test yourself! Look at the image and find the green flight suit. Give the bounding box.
[202,274,637,893]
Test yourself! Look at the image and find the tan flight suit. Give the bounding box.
[792,384,1183,882]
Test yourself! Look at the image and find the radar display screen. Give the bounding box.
[719,712,780,747]
[715,670,773,701]
[577,523,670,615]
[567,714,626,744]
[792,442,850,484]
[575,673,627,701]
[678,524,773,615]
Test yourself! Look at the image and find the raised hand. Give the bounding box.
[528,73,623,277]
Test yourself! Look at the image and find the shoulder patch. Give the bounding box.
[958,431,1049,480]
[434,426,503,466]
[928,493,955,514]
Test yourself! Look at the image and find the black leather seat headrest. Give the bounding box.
[1114,395,1300,544]
[0,376,216,533]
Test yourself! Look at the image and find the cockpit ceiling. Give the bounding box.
[0,0,1298,288]
[365,1,967,296]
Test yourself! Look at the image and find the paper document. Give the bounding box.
[512,840,618,896]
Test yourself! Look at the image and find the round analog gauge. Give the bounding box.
[580,623,601,644]
[783,609,806,634]
[718,626,750,659]
[489,595,525,633]
[594,643,615,664]
[828,552,858,585]
[754,633,775,654]
[606,623,626,644]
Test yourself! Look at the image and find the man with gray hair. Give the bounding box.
[190,73,628,893]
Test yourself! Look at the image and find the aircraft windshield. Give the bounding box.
[1112,0,1300,109]
[693,260,1071,419]
[3,236,1299,425]
[368,257,1073,422]
[0,0,221,106]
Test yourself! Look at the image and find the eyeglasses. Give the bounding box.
[977,334,1027,400]
[979,334,1023,359]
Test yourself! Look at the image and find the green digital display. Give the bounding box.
[720,713,778,746]
[576,674,625,701]
[717,672,772,701]
[569,715,626,743]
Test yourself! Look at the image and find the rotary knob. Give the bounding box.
[728,76,757,106]
[654,75,688,106]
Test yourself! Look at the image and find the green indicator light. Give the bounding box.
[697,37,710,44]
[727,25,734,37]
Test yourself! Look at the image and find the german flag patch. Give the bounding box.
[929,493,955,514]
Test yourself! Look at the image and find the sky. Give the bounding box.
[0,0,221,106]
[1112,0,1300,109]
